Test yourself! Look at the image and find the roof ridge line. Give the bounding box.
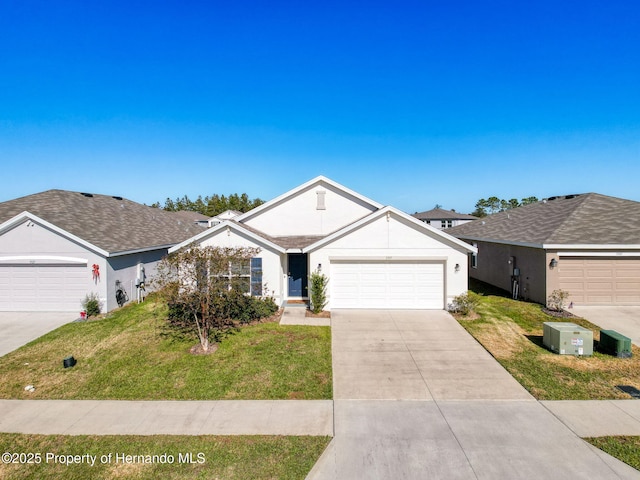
[544,194,591,243]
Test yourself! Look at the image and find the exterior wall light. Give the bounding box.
[549,258,558,268]
[454,263,460,273]
[317,263,322,272]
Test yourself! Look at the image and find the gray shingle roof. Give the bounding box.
[229,220,325,249]
[413,208,478,221]
[0,190,205,254]
[448,193,640,245]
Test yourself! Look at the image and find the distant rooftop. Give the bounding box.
[413,208,478,221]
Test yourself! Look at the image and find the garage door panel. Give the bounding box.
[559,257,640,306]
[331,260,444,309]
[0,264,88,311]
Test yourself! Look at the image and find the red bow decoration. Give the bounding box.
[92,264,100,281]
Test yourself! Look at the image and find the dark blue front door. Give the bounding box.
[288,254,308,297]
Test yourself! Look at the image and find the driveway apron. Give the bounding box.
[307,310,640,480]
[571,306,640,347]
[0,312,75,357]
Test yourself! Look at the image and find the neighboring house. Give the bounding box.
[0,190,203,312]
[208,209,242,227]
[170,210,212,228]
[448,193,640,306]
[170,176,476,310]
[412,208,478,230]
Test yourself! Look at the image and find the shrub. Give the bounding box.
[222,291,278,324]
[309,270,328,314]
[82,292,102,317]
[547,289,570,311]
[448,291,481,315]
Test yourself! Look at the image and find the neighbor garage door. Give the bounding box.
[0,265,88,311]
[330,260,444,309]
[559,258,640,305]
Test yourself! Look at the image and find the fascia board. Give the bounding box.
[109,245,176,257]
[0,211,110,257]
[168,221,285,254]
[557,251,640,257]
[544,244,640,250]
[0,255,88,264]
[304,206,477,254]
[235,175,383,223]
[386,206,478,253]
[452,235,544,249]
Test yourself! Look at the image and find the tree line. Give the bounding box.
[151,193,264,217]
[471,196,539,217]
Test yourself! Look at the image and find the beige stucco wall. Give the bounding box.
[469,241,549,304]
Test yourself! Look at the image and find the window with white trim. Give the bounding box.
[215,258,263,296]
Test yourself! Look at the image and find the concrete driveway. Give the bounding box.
[308,309,640,480]
[0,312,76,357]
[571,306,640,346]
[331,309,530,400]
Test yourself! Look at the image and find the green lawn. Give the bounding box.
[0,433,330,480]
[456,281,640,400]
[0,298,332,400]
[585,436,640,472]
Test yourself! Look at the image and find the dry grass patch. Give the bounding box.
[457,284,640,400]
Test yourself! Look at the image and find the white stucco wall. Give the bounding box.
[195,227,285,304]
[242,182,377,236]
[308,213,470,309]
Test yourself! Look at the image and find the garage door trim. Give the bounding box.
[330,259,445,309]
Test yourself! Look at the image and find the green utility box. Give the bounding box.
[599,330,632,358]
[543,322,593,356]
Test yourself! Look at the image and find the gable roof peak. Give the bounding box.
[235,176,383,222]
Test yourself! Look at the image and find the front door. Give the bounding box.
[288,254,308,297]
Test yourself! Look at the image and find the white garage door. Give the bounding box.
[330,260,444,309]
[559,258,640,305]
[0,265,88,311]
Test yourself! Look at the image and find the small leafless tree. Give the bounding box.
[154,245,260,352]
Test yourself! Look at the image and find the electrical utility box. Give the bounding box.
[543,322,593,356]
[599,330,632,358]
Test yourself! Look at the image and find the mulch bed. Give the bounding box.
[542,308,578,318]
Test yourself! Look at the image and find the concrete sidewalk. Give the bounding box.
[543,400,640,437]
[0,399,333,436]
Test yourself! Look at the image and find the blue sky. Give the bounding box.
[1,1,639,214]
